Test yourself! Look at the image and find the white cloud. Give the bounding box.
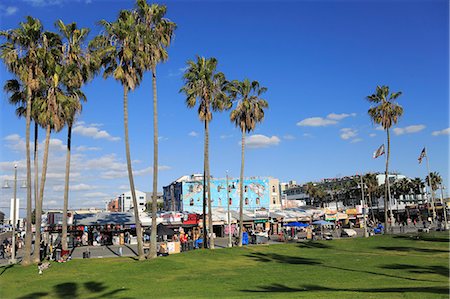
[327,113,356,121]
[158,136,169,141]
[22,0,64,6]
[84,192,109,198]
[303,133,313,138]
[431,128,450,136]
[369,133,376,137]
[73,123,120,141]
[75,146,101,152]
[4,134,21,141]
[283,135,296,140]
[101,165,171,179]
[0,5,18,16]
[393,125,426,136]
[297,112,355,127]
[53,183,96,192]
[350,138,363,143]
[375,126,384,131]
[243,134,281,149]
[297,117,337,127]
[188,131,198,137]
[340,128,358,140]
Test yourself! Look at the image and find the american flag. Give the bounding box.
[373,144,385,159]
[418,147,426,164]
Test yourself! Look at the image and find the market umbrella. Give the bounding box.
[284,222,309,227]
[312,220,335,226]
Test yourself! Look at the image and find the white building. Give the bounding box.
[118,190,147,213]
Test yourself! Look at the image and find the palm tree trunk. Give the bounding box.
[238,127,245,247]
[202,119,208,249]
[33,124,51,263]
[148,68,158,259]
[34,121,39,239]
[123,86,145,260]
[62,124,72,251]
[384,128,390,231]
[22,76,33,266]
[206,120,214,249]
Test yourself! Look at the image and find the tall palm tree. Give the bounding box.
[363,173,378,222]
[411,177,425,198]
[33,31,66,263]
[228,79,268,246]
[90,10,146,260]
[426,172,442,193]
[367,85,403,230]
[135,0,176,259]
[1,17,46,265]
[56,20,91,252]
[180,56,229,249]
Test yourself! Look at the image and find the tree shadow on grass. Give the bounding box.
[380,264,449,278]
[297,241,332,249]
[245,252,320,265]
[18,281,130,299]
[245,252,441,283]
[241,284,449,295]
[375,246,448,253]
[394,235,449,243]
[0,263,14,276]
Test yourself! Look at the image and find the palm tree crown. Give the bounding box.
[229,79,268,133]
[367,85,403,129]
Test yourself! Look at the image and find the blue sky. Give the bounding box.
[0,0,449,212]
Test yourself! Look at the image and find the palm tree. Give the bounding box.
[305,182,318,206]
[367,85,403,230]
[90,10,146,260]
[135,0,176,259]
[56,20,91,252]
[180,56,229,249]
[228,79,268,247]
[411,177,425,197]
[363,173,378,222]
[426,172,442,193]
[33,31,66,263]
[1,17,46,265]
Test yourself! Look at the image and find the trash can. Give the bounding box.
[55,249,61,261]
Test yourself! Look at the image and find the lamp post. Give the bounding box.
[440,184,448,230]
[226,171,232,247]
[2,164,21,264]
[359,175,368,238]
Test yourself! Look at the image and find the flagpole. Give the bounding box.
[360,174,368,238]
[425,150,437,223]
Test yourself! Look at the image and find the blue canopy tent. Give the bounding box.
[312,220,335,226]
[284,222,309,227]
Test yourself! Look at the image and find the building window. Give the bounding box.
[218,198,222,206]
[272,197,276,204]
[245,198,249,205]
[189,185,194,192]
[126,196,131,200]
[272,186,276,193]
[229,198,232,205]
[139,196,144,200]
[256,197,260,205]
[244,185,248,193]
[190,199,194,206]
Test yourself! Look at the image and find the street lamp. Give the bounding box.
[358,175,368,238]
[2,164,26,264]
[226,171,232,247]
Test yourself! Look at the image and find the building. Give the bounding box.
[163,174,281,213]
[107,190,147,213]
[145,192,164,211]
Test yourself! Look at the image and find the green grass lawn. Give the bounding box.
[1,232,448,299]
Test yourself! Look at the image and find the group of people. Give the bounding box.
[0,236,21,259]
